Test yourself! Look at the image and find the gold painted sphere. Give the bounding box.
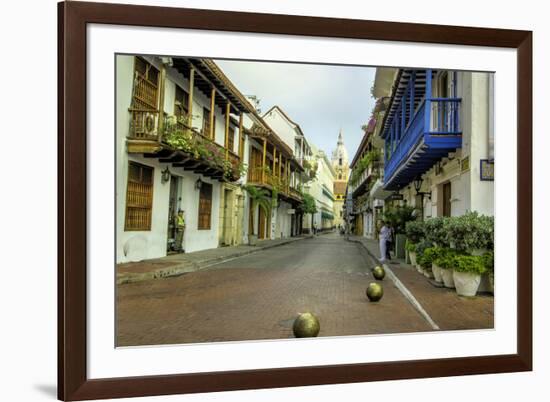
[373,266,386,280]
[366,282,384,302]
[293,312,320,338]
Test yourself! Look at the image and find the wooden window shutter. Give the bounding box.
[198,182,213,230]
[125,162,154,231]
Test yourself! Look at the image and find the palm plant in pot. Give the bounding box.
[452,254,487,296]
[242,184,271,246]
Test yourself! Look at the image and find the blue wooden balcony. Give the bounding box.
[382,69,462,190]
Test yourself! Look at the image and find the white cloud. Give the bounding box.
[216,59,376,159]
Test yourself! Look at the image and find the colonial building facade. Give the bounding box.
[347,67,494,240]
[379,68,494,218]
[116,56,307,263]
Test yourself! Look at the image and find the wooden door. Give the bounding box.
[258,206,266,239]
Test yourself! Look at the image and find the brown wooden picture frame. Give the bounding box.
[58,1,532,400]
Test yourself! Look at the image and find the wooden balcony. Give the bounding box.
[127,109,242,182]
[247,166,302,203]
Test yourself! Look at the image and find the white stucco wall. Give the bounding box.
[116,55,238,263]
[263,108,298,151]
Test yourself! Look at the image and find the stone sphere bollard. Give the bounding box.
[293,312,320,338]
[366,282,384,302]
[373,266,386,280]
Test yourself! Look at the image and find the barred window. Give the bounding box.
[198,182,213,230]
[125,162,154,231]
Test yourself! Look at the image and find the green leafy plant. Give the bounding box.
[405,220,425,244]
[383,205,418,234]
[350,149,381,186]
[433,248,460,270]
[483,250,494,285]
[405,241,417,252]
[424,216,450,247]
[423,247,444,266]
[446,212,494,251]
[453,255,487,275]
[298,192,318,232]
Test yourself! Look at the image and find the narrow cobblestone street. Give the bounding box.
[117,233,435,346]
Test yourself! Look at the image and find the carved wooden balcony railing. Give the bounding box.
[127,109,242,182]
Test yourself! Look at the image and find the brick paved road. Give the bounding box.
[116,233,431,346]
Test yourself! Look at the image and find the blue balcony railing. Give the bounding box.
[383,96,462,190]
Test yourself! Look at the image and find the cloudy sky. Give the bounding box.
[215,59,376,161]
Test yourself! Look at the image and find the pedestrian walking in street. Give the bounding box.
[175,209,186,252]
[386,223,394,261]
[378,220,392,263]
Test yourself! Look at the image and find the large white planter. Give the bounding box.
[453,271,481,296]
[440,268,455,288]
[423,268,434,279]
[409,251,417,267]
[432,263,443,283]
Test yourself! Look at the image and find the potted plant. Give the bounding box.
[405,220,424,266]
[242,185,271,246]
[452,254,486,296]
[414,241,431,274]
[434,248,459,288]
[447,212,494,254]
[424,216,450,248]
[422,247,444,279]
[383,205,419,258]
[480,250,494,294]
[406,242,418,266]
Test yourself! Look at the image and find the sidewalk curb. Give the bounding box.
[117,236,309,285]
[348,237,440,331]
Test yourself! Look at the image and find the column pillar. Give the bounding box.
[224,103,230,160]
[262,138,267,184]
[187,68,194,128]
[209,87,215,139]
[238,113,244,158]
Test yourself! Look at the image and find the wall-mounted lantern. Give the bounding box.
[195,178,203,190]
[161,166,171,184]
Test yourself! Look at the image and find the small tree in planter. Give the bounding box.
[452,254,487,296]
[447,212,494,253]
[424,216,450,248]
[384,205,419,258]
